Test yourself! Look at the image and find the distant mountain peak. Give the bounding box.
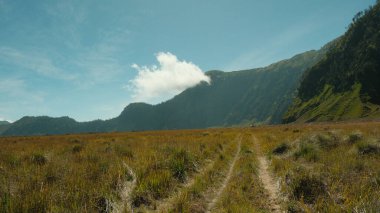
[0,120,10,125]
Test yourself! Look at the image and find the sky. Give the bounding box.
[0,0,376,122]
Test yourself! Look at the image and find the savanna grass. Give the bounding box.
[0,129,236,212]
[252,122,380,212]
[0,122,379,212]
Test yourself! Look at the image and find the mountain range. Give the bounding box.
[1,47,327,136]
[2,2,380,136]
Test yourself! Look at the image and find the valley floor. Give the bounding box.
[0,121,380,212]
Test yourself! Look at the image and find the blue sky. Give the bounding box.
[0,0,376,122]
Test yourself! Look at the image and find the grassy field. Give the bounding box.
[255,121,380,212]
[0,122,379,212]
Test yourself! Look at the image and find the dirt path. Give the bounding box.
[252,136,282,213]
[206,135,241,213]
[112,163,136,213]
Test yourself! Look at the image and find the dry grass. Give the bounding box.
[0,130,236,212]
[254,122,380,212]
[210,132,270,212]
[0,121,379,212]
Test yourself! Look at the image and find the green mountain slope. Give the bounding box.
[2,48,326,136]
[284,2,380,123]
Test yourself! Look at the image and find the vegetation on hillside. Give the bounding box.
[284,2,380,123]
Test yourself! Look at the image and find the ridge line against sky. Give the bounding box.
[0,0,376,122]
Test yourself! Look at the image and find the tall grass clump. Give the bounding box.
[272,143,290,155]
[348,131,363,144]
[1,153,21,168]
[316,132,340,149]
[357,141,380,155]
[294,142,319,162]
[169,149,197,182]
[290,174,327,204]
[72,145,84,153]
[31,153,47,166]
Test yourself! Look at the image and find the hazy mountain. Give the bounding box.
[0,121,10,125]
[0,121,11,134]
[1,47,326,136]
[284,2,380,123]
[1,116,109,136]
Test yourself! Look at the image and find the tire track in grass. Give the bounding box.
[252,135,282,213]
[206,135,241,213]
[153,159,216,212]
[112,163,136,213]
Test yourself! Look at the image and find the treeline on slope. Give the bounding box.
[284,1,380,123]
[1,48,327,136]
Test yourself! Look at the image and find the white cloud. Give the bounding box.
[130,52,210,103]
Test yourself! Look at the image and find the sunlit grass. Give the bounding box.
[253,122,380,212]
[0,122,379,212]
[0,130,236,212]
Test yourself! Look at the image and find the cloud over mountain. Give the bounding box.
[130,52,210,103]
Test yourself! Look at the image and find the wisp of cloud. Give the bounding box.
[130,52,211,103]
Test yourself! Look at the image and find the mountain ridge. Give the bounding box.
[0,121,11,135]
[284,2,380,123]
[1,47,328,136]
[0,121,10,125]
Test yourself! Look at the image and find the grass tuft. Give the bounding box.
[294,142,319,162]
[95,196,113,213]
[169,149,196,182]
[31,153,47,166]
[272,143,290,155]
[2,153,21,167]
[72,145,84,153]
[348,131,363,143]
[291,175,327,204]
[357,142,380,155]
[316,133,340,149]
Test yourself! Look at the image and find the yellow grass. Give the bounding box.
[0,122,379,212]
